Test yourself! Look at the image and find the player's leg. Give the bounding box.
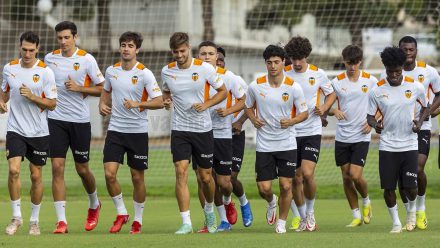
[275,150,296,234]
[194,162,208,233]
[129,168,146,234]
[290,137,304,230]
[415,130,430,229]
[401,150,419,232]
[255,152,277,227]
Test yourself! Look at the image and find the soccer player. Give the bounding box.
[44,21,104,233]
[1,31,57,235]
[161,32,227,234]
[99,32,163,234]
[245,45,308,233]
[329,45,375,227]
[367,46,429,233]
[284,36,336,231]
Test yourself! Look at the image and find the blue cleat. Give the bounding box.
[241,202,253,227]
[217,221,232,232]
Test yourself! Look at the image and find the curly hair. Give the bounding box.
[342,45,363,64]
[284,36,312,60]
[380,46,406,68]
[263,45,285,61]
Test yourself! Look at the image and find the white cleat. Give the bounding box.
[266,195,277,226]
[29,221,41,235]
[295,218,307,232]
[275,224,286,234]
[306,212,317,231]
[5,217,23,235]
[405,212,416,232]
[390,224,402,233]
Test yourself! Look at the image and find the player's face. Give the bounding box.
[344,61,361,76]
[216,53,225,68]
[385,65,403,86]
[119,40,139,62]
[290,57,307,72]
[172,43,191,66]
[19,40,39,65]
[198,46,218,67]
[56,29,77,53]
[265,56,284,77]
[400,42,417,65]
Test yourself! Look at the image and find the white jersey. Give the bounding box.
[284,64,333,137]
[331,71,378,143]
[161,58,224,132]
[367,77,427,152]
[45,48,104,123]
[245,75,308,152]
[232,75,248,124]
[210,67,245,139]
[104,62,162,133]
[2,59,57,137]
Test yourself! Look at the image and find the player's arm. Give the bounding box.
[244,84,264,129]
[20,84,56,110]
[232,112,248,135]
[414,87,430,132]
[124,96,163,110]
[193,83,227,112]
[0,90,9,113]
[216,92,246,117]
[99,88,112,116]
[64,75,103,96]
[366,90,383,133]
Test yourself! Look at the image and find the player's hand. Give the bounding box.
[232,121,243,135]
[313,105,326,116]
[333,109,346,120]
[123,98,139,109]
[431,106,440,117]
[216,108,230,117]
[251,117,265,129]
[65,75,81,92]
[192,103,207,112]
[163,98,172,110]
[321,116,328,127]
[19,84,34,100]
[361,122,372,134]
[99,103,112,116]
[0,102,7,113]
[280,119,293,129]
[374,120,383,134]
[412,120,422,133]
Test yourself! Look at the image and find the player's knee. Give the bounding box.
[279,181,292,193]
[8,167,20,179]
[75,166,90,178]
[104,170,117,184]
[30,171,42,184]
[350,173,362,183]
[257,183,271,196]
[302,172,314,182]
[200,173,212,185]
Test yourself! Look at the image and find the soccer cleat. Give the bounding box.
[29,221,40,235]
[85,201,101,231]
[416,210,428,230]
[362,203,372,224]
[266,195,277,226]
[217,221,232,232]
[404,212,416,232]
[240,202,253,227]
[129,221,142,234]
[109,214,129,233]
[346,218,362,227]
[224,201,238,225]
[289,216,301,230]
[205,211,217,233]
[275,224,286,234]
[5,217,22,235]
[53,221,68,234]
[389,224,402,233]
[295,218,307,232]
[175,224,193,234]
[196,225,208,233]
[306,212,317,231]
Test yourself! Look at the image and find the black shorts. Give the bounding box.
[48,118,91,163]
[171,130,213,169]
[193,138,232,175]
[6,131,49,166]
[335,141,370,167]
[255,150,297,182]
[103,130,149,170]
[296,135,321,167]
[418,130,430,156]
[379,150,418,190]
[232,131,245,172]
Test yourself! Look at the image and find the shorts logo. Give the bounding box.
[219,161,232,165]
[406,171,417,178]
[418,74,424,83]
[73,62,80,71]
[305,146,319,153]
[361,85,368,93]
[33,150,47,156]
[134,155,148,160]
[282,92,289,102]
[192,73,199,81]
[200,153,213,158]
[74,150,89,155]
[308,77,315,86]
[405,90,412,99]
[132,75,139,85]
[232,157,242,162]
[5,149,9,158]
[32,74,40,83]
[286,162,296,167]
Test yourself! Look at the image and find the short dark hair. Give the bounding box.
[284,36,312,60]
[119,31,143,48]
[198,40,217,50]
[263,45,285,61]
[169,32,189,49]
[380,46,406,68]
[399,36,417,48]
[55,21,78,36]
[20,31,39,46]
[217,46,226,57]
[342,45,363,64]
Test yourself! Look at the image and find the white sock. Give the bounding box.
[291,200,300,217]
[111,193,128,215]
[298,203,306,219]
[30,202,41,222]
[238,193,248,206]
[408,199,416,213]
[11,199,22,218]
[362,195,371,206]
[133,201,145,224]
[276,219,286,228]
[404,202,410,212]
[217,205,228,222]
[88,190,99,209]
[388,204,401,226]
[180,210,191,225]
[222,195,232,205]
[269,194,277,208]
[54,201,66,223]
[416,194,425,211]
[204,201,214,213]
[352,208,361,220]
[305,198,315,214]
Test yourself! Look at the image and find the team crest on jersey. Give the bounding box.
[132,75,139,85]
[282,92,289,102]
[192,73,199,81]
[361,85,368,93]
[308,77,315,86]
[418,74,424,83]
[32,74,40,83]
[73,62,80,71]
[405,90,412,99]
